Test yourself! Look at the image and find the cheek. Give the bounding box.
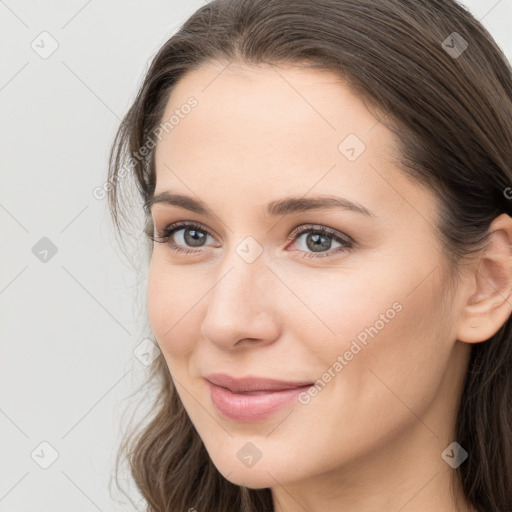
[318,264,451,425]
[286,268,453,473]
[296,249,452,409]
[147,256,203,359]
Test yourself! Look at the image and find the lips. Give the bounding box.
[204,373,313,393]
[204,373,314,422]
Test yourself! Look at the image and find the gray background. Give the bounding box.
[1,1,511,510]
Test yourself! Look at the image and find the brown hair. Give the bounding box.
[107,1,512,510]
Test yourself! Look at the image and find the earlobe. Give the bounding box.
[456,213,512,344]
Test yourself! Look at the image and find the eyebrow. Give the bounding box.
[145,191,376,218]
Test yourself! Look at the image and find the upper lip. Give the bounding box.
[205,373,313,393]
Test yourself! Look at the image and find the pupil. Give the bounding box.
[306,233,331,252]
[184,229,206,247]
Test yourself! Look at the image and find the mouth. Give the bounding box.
[204,372,314,392]
[204,373,314,422]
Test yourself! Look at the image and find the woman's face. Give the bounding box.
[147,61,471,491]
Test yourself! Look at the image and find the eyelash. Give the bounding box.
[149,221,354,259]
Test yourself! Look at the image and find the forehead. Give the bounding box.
[152,61,434,226]
[157,61,383,158]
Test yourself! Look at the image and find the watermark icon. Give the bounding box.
[31,31,59,59]
[133,337,161,366]
[441,32,468,59]
[441,442,468,469]
[298,301,403,405]
[237,442,263,468]
[236,236,263,263]
[31,441,59,469]
[338,133,366,162]
[504,187,512,200]
[32,237,58,263]
[92,96,198,200]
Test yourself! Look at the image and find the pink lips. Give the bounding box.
[205,373,313,422]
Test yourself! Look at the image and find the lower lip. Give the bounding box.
[206,380,312,422]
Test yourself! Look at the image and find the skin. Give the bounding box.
[146,60,512,512]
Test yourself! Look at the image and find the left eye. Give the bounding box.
[290,226,353,258]
[150,222,353,258]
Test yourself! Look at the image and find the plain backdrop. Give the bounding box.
[1,1,511,510]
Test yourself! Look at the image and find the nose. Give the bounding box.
[200,249,281,350]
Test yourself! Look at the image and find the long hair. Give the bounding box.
[107,1,512,510]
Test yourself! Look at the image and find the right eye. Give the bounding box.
[150,221,217,254]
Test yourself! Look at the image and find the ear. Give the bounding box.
[456,213,512,344]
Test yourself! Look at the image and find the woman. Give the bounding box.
[107,0,512,510]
